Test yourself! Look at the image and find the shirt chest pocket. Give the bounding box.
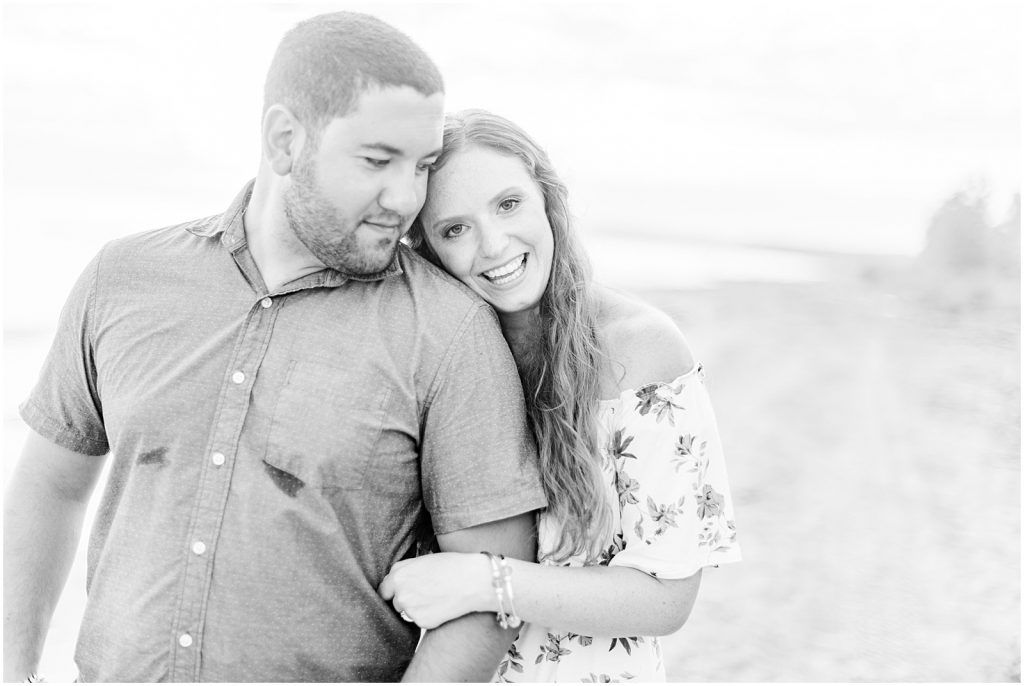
[263,361,391,491]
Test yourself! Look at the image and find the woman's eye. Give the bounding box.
[498,197,520,212]
[417,161,438,173]
[443,224,468,239]
[365,158,389,168]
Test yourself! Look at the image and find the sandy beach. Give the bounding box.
[654,262,1020,681]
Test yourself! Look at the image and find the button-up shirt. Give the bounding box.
[21,182,546,682]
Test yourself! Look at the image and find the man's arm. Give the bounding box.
[400,511,537,683]
[3,430,106,681]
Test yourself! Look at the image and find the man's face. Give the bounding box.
[284,85,444,275]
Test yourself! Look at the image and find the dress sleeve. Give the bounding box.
[607,365,741,579]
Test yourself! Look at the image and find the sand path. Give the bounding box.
[658,280,1019,681]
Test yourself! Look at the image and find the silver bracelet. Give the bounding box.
[481,551,521,629]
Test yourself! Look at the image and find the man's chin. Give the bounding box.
[325,244,399,277]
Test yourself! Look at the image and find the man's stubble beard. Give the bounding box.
[283,152,401,276]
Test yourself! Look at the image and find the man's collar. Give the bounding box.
[186,179,403,282]
[183,180,252,243]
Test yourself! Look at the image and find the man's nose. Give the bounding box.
[378,167,423,217]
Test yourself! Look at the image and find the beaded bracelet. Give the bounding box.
[481,551,521,629]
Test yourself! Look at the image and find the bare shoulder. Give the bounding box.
[596,286,696,395]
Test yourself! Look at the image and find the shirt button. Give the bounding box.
[231,371,245,384]
[211,452,225,467]
[192,541,207,555]
[260,297,272,309]
[179,633,193,648]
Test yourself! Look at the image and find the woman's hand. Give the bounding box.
[378,552,495,629]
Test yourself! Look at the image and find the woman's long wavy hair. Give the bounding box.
[407,109,612,563]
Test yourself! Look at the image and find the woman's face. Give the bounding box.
[418,146,554,316]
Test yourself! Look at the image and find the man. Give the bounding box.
[3,12,546,682]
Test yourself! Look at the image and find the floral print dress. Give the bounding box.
[496,364,741,683]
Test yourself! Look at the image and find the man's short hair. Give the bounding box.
[264,12,444,140]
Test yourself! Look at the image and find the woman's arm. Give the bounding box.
[398,515,536,682]
[380,552,702,637]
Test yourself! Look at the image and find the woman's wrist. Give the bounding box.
[479,552,523,629]
[470,552,499,612]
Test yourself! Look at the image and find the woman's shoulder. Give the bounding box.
[595,286,696,395]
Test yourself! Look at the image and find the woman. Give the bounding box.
[380,109,740,682]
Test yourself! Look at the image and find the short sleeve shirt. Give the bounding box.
[20,182,547,682]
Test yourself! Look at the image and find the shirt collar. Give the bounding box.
[186,179,403,283]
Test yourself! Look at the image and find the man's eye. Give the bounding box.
[498,197,520,212]
[417,161,438,173]
[365,158,389,168]
[443,224,468,239]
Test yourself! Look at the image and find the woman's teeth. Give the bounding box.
[482,254,527,284]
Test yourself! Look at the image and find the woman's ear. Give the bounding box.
[262,104,306,176]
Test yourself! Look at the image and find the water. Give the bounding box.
[587,233,831,290]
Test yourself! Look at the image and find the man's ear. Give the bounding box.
[262,104,306,176]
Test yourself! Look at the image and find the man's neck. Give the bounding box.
[244,176,326,293]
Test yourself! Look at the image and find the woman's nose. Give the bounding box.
[477,224,510,259]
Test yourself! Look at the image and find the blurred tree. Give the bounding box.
[915,186,1020,314]
[991,193,1020,276]
[920,187,991,272]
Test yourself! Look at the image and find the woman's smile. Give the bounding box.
[481,253,528,285]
